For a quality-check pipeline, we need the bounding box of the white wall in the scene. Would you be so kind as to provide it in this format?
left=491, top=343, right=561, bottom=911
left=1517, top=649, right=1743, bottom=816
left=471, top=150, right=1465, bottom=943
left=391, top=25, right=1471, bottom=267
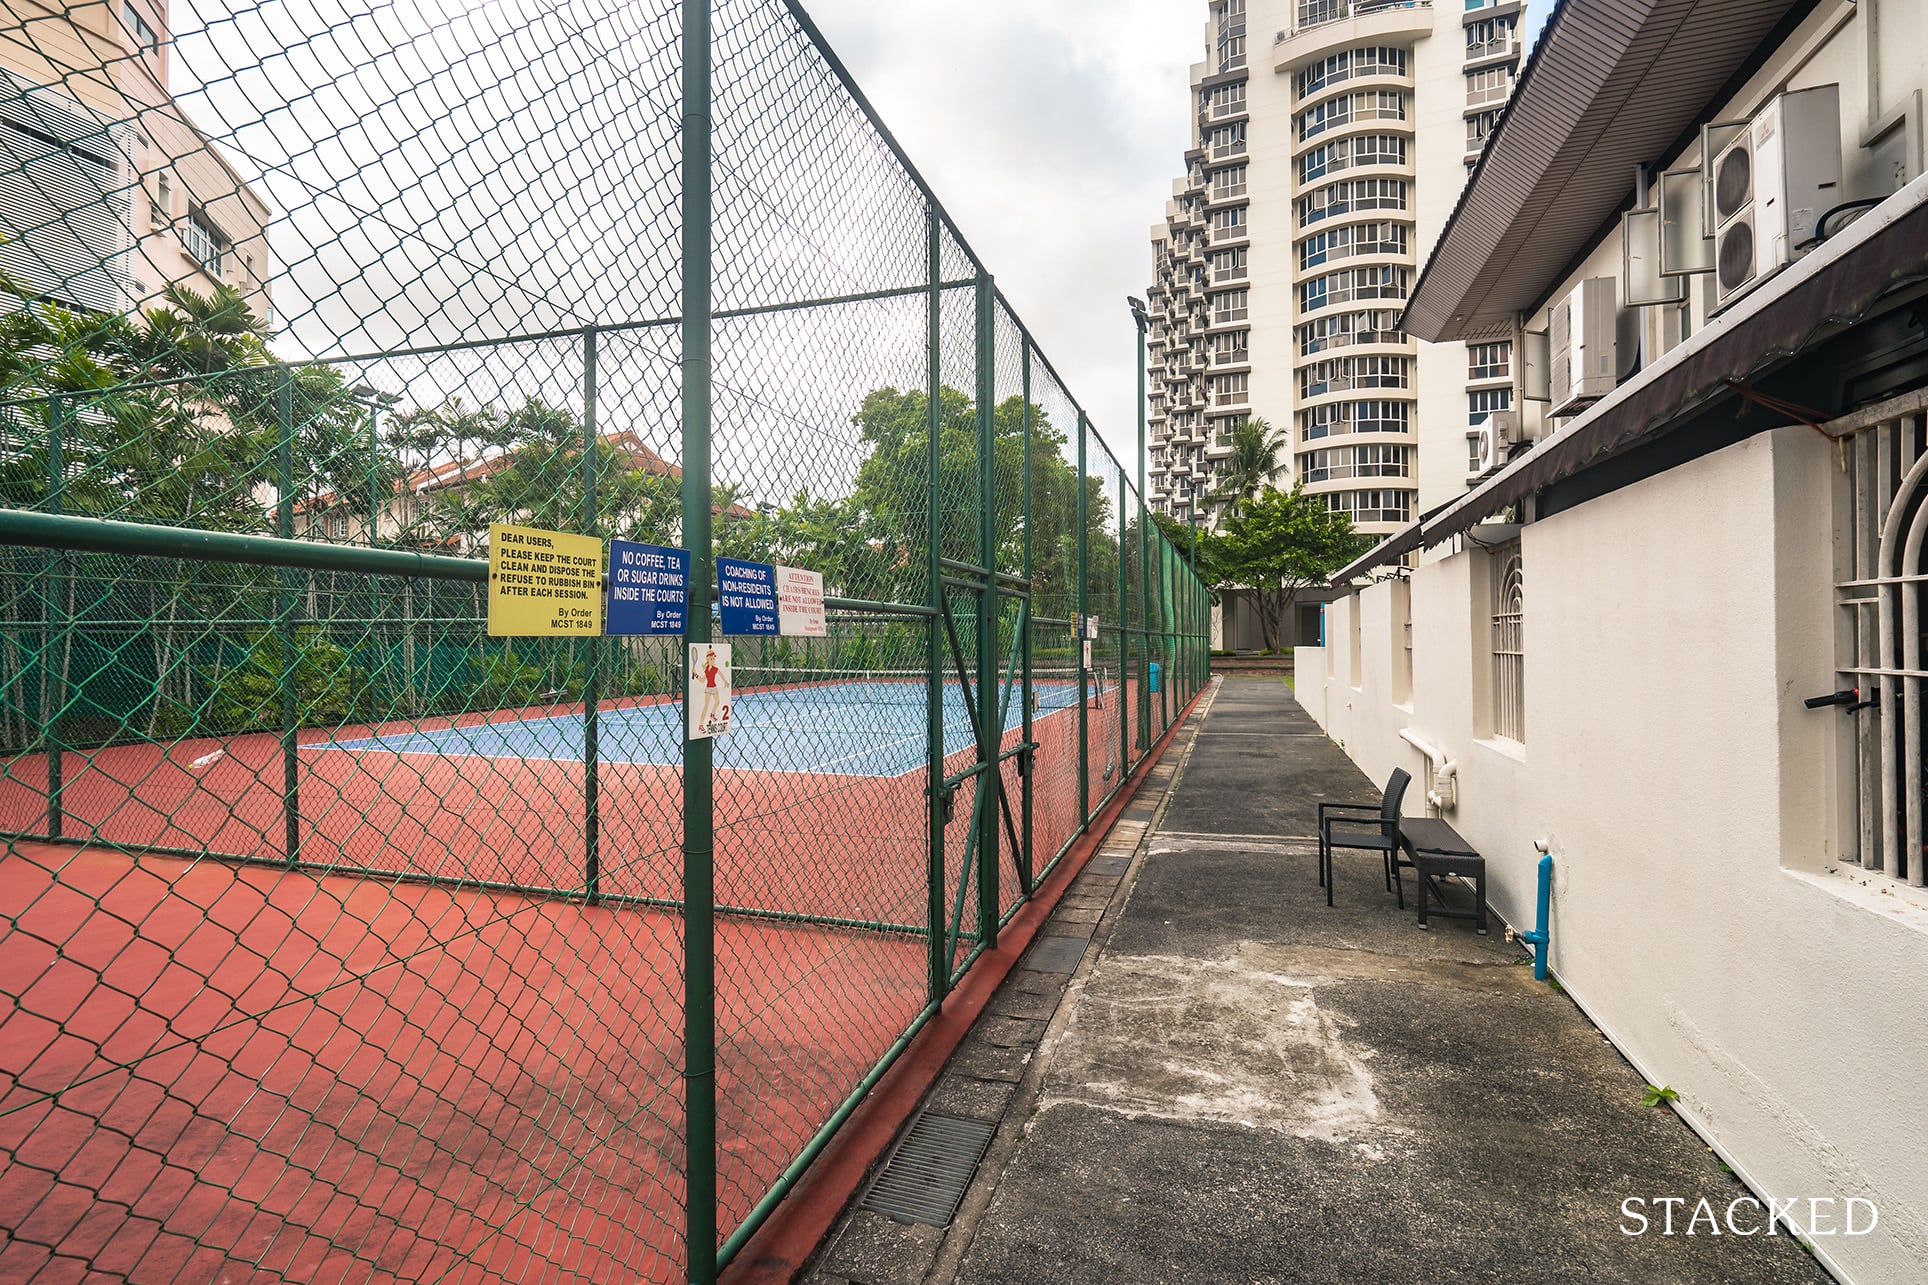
left=1301, top=427, right=1928, bottom=1282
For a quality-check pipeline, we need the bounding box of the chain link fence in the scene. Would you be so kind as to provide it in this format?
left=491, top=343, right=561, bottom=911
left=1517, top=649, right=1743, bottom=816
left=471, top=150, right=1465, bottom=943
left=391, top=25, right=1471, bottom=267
left=0, top=1, right=1210, bottom=1279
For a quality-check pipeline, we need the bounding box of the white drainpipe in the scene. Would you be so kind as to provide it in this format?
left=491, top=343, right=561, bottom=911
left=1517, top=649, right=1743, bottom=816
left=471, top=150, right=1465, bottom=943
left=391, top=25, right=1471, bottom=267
left=1398, top=729, right=1458, bottom=811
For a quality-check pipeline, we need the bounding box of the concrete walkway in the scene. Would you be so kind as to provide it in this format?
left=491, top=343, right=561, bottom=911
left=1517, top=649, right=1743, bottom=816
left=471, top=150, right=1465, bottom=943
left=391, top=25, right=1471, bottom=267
left=809, top=677, right=1828, bottom=1284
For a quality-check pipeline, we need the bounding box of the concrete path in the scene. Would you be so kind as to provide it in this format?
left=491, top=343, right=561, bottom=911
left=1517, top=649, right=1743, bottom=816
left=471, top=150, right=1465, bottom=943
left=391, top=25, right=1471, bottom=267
left=809, top=677, right=1828, bottom=1285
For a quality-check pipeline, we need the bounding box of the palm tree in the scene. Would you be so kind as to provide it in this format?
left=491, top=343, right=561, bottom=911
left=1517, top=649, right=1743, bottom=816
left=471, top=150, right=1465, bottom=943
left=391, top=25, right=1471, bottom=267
left=1210, top=415, right=1288, bottom=518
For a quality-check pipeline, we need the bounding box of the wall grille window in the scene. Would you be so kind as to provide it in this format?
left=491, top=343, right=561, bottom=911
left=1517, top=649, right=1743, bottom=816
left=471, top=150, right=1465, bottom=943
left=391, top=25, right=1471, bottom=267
left=1468, top=341, right=1511, bottom=380
left=1210, top=246, right=1248, bottom=283
left=1211, top=163, right=1247, bottom=198
left=1296, top=91, right=1406, bottom=143
left=183, top=208, right=226, bottom=276
left=1468, top=386, right=1513, bottom=424
left=1833, top=410, right=1928, bottom=886
left=1210, top=205, right=1247, bottom=237
left=1212, top=330, right=1248, bottom=363
left=1490, top=542, right=1524, bottom=742
left=1298, top=220, right=1407, bottom=270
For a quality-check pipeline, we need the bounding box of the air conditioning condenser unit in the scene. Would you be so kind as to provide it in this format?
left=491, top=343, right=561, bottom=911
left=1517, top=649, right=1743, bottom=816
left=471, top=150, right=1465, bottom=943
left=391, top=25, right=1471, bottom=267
left=1548, top=278, right=1616, bottom=417
left=1709, top=85, right=1841, bottom=310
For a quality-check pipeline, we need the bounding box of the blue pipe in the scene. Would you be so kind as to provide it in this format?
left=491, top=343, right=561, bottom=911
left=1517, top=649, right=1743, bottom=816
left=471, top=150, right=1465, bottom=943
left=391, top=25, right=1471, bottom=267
left=1519, top=849, right=1552, bottom=981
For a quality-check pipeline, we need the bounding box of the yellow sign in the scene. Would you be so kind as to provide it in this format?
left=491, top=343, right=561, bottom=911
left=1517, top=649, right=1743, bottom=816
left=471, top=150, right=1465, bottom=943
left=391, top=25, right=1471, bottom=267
left=487, top=523, right=604, bottom=636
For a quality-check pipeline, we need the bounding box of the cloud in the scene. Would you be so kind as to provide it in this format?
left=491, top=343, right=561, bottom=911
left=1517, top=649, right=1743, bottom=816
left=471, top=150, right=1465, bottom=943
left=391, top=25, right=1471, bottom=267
left=800, top=0, right=1198, bottom=472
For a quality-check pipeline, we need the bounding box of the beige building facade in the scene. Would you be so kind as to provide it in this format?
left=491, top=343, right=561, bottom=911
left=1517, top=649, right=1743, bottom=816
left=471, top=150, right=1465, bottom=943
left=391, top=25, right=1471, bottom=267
left=2, top=0, right=270, bottom=317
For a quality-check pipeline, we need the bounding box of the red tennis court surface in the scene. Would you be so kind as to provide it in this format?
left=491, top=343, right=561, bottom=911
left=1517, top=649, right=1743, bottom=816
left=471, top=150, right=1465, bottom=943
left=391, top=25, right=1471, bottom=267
left=0, top=681, right=1149, bottom=1280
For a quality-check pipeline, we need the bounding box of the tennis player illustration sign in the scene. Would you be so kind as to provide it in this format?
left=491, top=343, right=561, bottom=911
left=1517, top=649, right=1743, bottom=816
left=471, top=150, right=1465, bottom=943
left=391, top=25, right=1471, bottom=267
left=689, top=642, right=733, bottom=739
left=487, top=522, right=604, bottom=636
left=776, top=564, right=826, bottom=637
left=606, top=539, right=690, bottom=635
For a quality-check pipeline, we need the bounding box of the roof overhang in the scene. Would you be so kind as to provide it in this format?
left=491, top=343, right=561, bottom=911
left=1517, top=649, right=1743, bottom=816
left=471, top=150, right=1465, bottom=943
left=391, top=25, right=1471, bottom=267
left=1402, top=0, right=1815, bottom=343
left=1336, top=173, right=1928, bottom=586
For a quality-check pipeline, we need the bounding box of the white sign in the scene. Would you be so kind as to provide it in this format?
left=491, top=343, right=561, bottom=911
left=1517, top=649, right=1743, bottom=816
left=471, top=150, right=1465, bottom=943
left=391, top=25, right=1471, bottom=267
left=689, top=642, right=733, bottom=739
left=1082, top=639, right=1093, bottom=669
left=1083, top=614, right=1101, bottom=641
left=776, top=564, right=827, bottom=637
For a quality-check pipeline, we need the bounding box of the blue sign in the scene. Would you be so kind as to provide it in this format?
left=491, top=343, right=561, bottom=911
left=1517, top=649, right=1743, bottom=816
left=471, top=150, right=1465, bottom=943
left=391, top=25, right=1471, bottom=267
left=605, top=540, right=690, bottom=635
left=716, top=557, right=779, bottom=635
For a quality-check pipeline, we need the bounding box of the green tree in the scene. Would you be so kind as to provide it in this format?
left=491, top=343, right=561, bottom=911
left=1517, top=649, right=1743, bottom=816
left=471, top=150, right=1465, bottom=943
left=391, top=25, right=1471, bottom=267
left=1210, top=415, right=1289, bottom=518
left=1198, top=484, right=1370, bottom=652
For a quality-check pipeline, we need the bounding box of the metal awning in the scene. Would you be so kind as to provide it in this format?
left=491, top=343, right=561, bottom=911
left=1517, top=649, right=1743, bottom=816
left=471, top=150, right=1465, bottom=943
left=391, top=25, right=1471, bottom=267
left=1334, top=174, right=1928, bottom=586
left=1402, top=0, right=1810, bottom=343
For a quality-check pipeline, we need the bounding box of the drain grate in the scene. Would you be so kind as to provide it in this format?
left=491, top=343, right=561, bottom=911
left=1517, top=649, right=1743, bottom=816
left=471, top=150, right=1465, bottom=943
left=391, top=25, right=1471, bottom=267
left=861, top=1112, right=997, bottom=1226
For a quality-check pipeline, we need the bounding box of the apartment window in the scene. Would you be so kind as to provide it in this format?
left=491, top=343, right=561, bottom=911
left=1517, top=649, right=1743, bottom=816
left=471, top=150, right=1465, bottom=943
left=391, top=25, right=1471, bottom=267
left=1216, top=0, right=1247, bottom=71
left=1298, top=355, right=1410, bottom=398
left=1297, top=443, right=1410, bottom=483
left=1490, top=542, right=1524, bottom=742
left=1295, top=47, right=1408, bottom=100
left=1466, top=65, right=1515, bottom=108
left=1210, top=246, right=1248, bottom=283
left=1326, top=488, right=1412, bottom=524
left=1209, top=121, right=1247, bottom=159
left=1298, top=221, right=1408, bottom=270
left=1296, top=91, right=1406, bottom=143
left=1211, top=288, right=1249, bottom=323
left=1299, top=265, right=1409, bottom=313
left=1296, top=133, right=1407, bottom=184
left=1299, top=399, right=1409, bottom=441
left=1467, top=108, right=1503, bottom=150
left=1205, top=82, right=1247, bottom=118
left=1211, top=372, right=1249, bottom=407
left=1210, top=205, right=1247, bottom=237
left=122, top=1, right=158, bottom=50
left=1211, top=164, right=1248, bottom=198
left=1468, top=341, right=1511, bottom=380
left=183, top=209, right=226, bottom=276
left=1297, top=309, right=1405, bottom=356
left=1298, top=0, right=1348, bottom=30
left=1212, top=330, right=1248, bottom=363
left=1465, top=16, right=1515, bottom=59
left=1467, top=386, right=1513, bottom=424
left=1299, top=178, right=1407, bottom=227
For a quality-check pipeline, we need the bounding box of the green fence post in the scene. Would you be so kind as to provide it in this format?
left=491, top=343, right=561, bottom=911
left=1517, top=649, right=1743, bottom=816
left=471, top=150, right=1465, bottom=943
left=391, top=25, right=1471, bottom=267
left=583, top=328, right=602, bottom=905
left=974, top=274, right=998, bottom=950
left=925, top=208, right=947, bottom=1004
left=682, top=1, right=718, bottom=1278
left=44, top=392, right=64, bottom=841
left=1075, top=413, right=1088, bottom=833
left=1018, top=341, right=1033, bottom=894
left=277, top=371, right=299, bottom=865
left=1117, top=469, right=1129, bottom=779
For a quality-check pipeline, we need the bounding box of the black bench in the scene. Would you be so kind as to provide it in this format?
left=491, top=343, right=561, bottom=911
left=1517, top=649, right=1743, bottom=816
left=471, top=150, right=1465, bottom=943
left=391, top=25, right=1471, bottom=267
left=1396, top=817, right=1488, bottom=935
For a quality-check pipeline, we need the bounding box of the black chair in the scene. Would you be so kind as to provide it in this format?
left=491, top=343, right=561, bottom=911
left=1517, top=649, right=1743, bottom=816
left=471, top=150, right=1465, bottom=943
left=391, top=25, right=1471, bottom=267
left=1316, top=768, right=1411, bottom=907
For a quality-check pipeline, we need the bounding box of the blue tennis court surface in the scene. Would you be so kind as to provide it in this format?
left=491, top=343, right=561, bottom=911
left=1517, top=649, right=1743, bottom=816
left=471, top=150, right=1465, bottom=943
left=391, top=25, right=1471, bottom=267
left=330, top=676, right=1105, bottom=777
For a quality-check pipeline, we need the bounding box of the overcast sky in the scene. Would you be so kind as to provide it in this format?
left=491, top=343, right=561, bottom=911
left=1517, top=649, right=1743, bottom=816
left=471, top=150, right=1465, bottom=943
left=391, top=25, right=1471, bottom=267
left=801, top=0, right=1553, bottom=470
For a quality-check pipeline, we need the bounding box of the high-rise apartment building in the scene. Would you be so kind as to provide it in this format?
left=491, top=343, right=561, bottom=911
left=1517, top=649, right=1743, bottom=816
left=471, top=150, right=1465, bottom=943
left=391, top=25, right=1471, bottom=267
left=1147, top=0, right=1526, bottom=540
